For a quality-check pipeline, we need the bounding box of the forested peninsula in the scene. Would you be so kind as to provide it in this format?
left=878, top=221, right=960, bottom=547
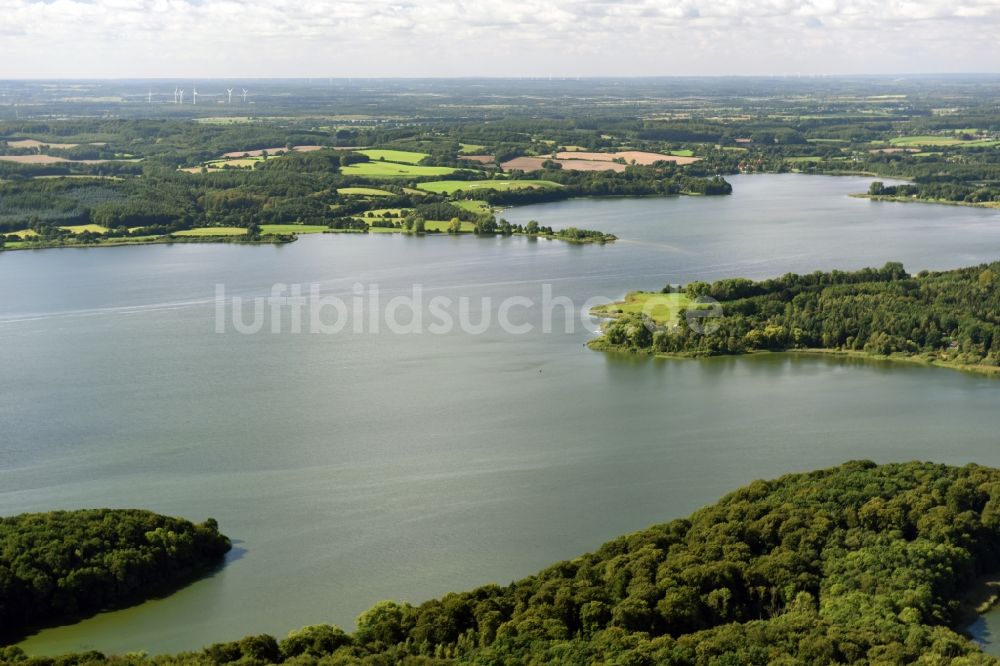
left=0, top=510, right=231, bottom=642
left=4, top=462, right=1000, bottom=664
left=591, top=261, right=1000, bottom=374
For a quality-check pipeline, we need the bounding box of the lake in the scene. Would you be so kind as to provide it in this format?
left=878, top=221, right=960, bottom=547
left=4, top=174, right=1000, bottom=656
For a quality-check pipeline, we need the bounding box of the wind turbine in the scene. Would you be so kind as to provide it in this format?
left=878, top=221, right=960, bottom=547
left=241, top=88, right=248, bottom=103
left=179, top=89, right=185, bottom=104
left=173, top=87, right=179, bottom=104
left=147, top=89, right=152, bottom=103
left=226, top=88, right=233, bottom=104
left=192, top=87, right=198, bottom=105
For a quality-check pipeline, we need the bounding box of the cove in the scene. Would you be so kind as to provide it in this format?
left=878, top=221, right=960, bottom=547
left=3, top=175, right=1000, bottom=656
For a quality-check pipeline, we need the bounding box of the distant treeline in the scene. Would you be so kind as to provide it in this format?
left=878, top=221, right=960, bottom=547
left=868, top=180, right=1000, bottom=205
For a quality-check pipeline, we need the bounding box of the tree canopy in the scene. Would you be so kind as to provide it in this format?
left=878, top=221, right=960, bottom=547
left=0, top=509, right=230, bottom=641
left=7, top=462, right=1000, bottom=664
left=595, top=261, right=1000, bottom=370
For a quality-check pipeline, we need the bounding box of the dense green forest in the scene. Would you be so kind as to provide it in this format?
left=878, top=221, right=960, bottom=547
left=0, top=510, right=230, bottom=641
left=594, top=261, right=1000, bottom=370
left=5, top=461, right=1000, bottom=664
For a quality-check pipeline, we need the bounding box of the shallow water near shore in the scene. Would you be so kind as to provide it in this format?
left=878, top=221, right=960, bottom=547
left=5, top=174, right=1000, bottom=656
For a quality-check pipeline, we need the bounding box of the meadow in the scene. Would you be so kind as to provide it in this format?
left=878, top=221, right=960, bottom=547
left=60, top=224, right=110, bottom=234
left=336, top=187, right=394, bottom=197
left=590, top=291, right=694, bottom=325
left=172, top=227, right=247, bottom=237
left=415, top=179, right=561, bottom=194
left=452, top=200, right=492, bottom=215
left=889, top=135, right=1000, bottom=147
left=356, top=149, right=429, bottom=164
left=340, top=161, right=457, bottom=178
left=259, top=224, right=328, bottom=234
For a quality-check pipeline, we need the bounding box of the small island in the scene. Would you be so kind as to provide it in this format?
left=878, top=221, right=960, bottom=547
left=0, top=509, right=231, bottom=642
left=591, top=261, right=1000, bottom=375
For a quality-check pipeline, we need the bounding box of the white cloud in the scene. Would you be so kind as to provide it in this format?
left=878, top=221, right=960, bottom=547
left=0, top=0, right=997, bottom=76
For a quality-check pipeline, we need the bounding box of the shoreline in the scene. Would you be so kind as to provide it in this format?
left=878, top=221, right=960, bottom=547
left=588, top=339, right=1000, bottom=379
left=0, top=234, right=297, bottom=253
left=959, top=573, right=1000, bottom=634
left=850, top=193, right=1000, bottom=209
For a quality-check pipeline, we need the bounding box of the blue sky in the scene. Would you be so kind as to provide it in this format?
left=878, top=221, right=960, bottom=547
left=1, top=0, right=998, bottom=77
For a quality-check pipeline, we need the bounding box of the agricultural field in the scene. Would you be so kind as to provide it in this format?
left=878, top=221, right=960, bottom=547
left=172, top=227, right=247, bottom=237
left=889, top=135, right=999, bottom=147
left=501, top=150, right=699, bottom=173
left=458, top=155, right=495, bottom=164
left=60, top=224, right=110, bottom=234
left=457, top=143, right=486, bottom=154
left=336, top=187, right=394, bottom=197
left=8, top=229, right=39, bottom=238
left=356, top=149, right=429, bottom=164
left=203, top=157, right=263, bottom=170
left=259, top=224, right=328, bottom=234
left=220, top=145, right=323, bottom=158
left=3, top=138, right=108, bottom=150
left=0, top=155, right=112, bottom=165
left=424, top=220, right=476, bottom=232
left=554, top=150, right=699, bottom=165
left=415, top=179, right=562, bottom=195
left=355, top=208, right=408, bottom=219
left=340, top=161, right=458, bottom=178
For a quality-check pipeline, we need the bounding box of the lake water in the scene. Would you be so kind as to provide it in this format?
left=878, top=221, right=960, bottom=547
left=4, top=174, right=1000, bottom=656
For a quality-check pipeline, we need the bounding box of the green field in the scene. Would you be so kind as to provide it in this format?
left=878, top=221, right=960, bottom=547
left=172, top=224, right=324, bottom=236
left=336, top=187, right=394, bottom=197
left=890, top=135, right=964, bottom=147
left=341, top=162, right=458, bottom=179
left=424, top=220, right=476, bottom=232
left=363, top=219, right=476, bottom=233
left=356, top=149, right=430, bottom=164
left=785, top=156, right=823, bottom=163
left=206, top=157, right=262, bottom=168
left=887, top=135, right=999, bottom=148
left=458, top=143, right=486, bottom=154
left=172, top=227, right=247, bottom=237
left=452, top=200, right=492, bottom=215
left=416, top=179, right=561, bottom=195
left=8, top=229, right=39, bottom=238
left=669, top=149, right=695, bottom=157
left=591, top=292, right=694, bottom=325
left=60, top=224, right=110, bottom=234
left=260, top=224, right=328, bottom=234
left=356, top=208, right=409, bottom=219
